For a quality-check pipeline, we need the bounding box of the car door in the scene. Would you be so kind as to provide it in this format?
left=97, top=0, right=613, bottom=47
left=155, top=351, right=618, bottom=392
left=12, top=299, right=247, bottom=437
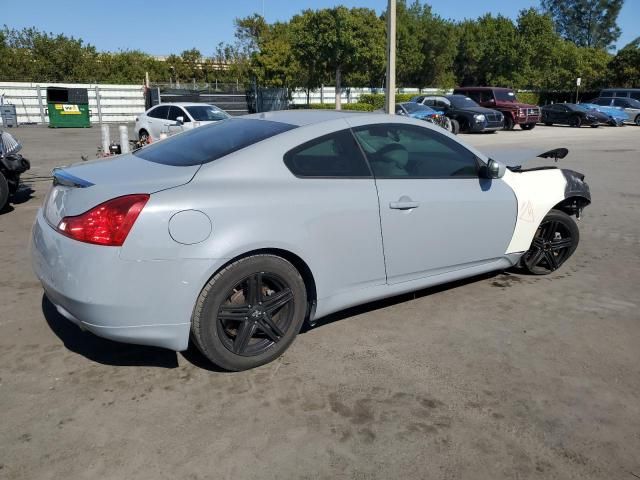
left=350, top=121, right=517, bottom=284
left=614, top=98, right=640, bottom=120
left=167, top=106, right=189, bottom=135
left=146, top=105, right=169, bottom=139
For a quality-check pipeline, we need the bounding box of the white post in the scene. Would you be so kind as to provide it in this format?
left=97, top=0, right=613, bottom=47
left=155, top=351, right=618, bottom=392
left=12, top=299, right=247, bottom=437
left=119, top=125, right=129, bottom=154
left=385, top=0, right=396, bottom=114
left=100, top=124, right=110, bottom=155
left=95, top=85, right=103, bottom=124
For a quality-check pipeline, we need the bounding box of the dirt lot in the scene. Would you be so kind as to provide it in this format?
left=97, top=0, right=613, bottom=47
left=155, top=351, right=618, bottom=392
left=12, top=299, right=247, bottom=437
left=1, top=124, right=639, bottom=480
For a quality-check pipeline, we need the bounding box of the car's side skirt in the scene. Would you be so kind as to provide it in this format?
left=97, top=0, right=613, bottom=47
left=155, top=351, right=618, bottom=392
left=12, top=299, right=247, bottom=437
left=312, top=254, right=520, bottom=321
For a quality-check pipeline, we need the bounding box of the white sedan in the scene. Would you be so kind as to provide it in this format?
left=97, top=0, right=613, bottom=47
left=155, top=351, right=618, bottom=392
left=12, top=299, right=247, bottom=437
left=134, top=102, right=230, bottom=141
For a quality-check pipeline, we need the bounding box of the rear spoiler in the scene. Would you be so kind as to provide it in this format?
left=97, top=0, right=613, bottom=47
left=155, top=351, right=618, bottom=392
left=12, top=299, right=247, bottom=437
left=52, top=168, right=94, bottom=188
left=482, top=147, right=569, bottom=168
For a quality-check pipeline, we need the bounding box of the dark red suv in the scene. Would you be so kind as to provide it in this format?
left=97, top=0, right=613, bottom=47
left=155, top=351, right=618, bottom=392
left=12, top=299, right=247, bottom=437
left=453, top=87, right=540, bottom=130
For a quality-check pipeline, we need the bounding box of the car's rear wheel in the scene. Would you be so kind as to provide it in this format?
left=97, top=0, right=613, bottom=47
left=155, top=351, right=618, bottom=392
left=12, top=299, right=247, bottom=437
left=139, top=129, right=150, bottom=143
left=522, top=209, right=579, bottom=275
left=0, top=172, right=9, bottom=212
left=570, top=115, right=582, bottom=127
left=503, top=115, right=514, bottom=130
left=191, top=254, right=307, bottom=371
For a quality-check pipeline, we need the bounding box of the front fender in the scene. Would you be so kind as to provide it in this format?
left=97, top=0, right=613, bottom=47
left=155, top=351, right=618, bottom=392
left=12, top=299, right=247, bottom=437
left=501, top=168, right=588, bottom=253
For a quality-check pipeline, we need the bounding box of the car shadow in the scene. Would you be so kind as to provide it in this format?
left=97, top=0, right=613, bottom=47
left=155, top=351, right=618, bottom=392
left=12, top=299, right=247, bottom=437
left=301, top=270, right=510, bottom=333
left=42, top=295, right=179, bottom=368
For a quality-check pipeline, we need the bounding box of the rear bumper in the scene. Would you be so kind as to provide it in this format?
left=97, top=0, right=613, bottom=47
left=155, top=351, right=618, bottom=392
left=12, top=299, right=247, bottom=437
left=31, top=209, right=217, bottom=351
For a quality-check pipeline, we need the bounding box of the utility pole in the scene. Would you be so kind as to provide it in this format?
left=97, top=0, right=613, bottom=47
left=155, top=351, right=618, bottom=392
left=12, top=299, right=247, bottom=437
left=385, top=0, right=396, bottom=114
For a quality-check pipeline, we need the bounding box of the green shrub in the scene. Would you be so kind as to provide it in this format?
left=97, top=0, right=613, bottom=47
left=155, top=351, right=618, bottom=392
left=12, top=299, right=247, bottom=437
left=516, top=91, right=540, bottom=106
left=358, top=93, right=385, bottom=109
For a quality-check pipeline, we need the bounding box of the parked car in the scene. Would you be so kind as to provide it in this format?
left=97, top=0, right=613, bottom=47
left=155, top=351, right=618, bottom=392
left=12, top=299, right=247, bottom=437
left=394, top=102, right=451, bottom=131
left=135, top=102, right=230, bottom=141
left=453, top=87, right=540, bottom=130
left=0, top=130, right=30, bottom=211
left=412, top=94, right=503, bottom=134
left=541, top=103, right=604, bottom=127
left=599, top=88, right=640, bottom=101
left=31, top=111, right=590, bottom=371
left=579, top=103, right=628, bottom=126
left=590, top=97, right=640, bottom=126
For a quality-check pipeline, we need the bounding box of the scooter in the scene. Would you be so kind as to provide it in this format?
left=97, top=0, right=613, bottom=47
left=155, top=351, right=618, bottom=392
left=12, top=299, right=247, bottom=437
left=0, top=130, right=30, bottom=211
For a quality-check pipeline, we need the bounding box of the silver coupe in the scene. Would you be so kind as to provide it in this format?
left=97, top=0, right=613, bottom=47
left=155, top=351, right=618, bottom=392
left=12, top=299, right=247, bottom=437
left=31, top=111, right=591, bottom=370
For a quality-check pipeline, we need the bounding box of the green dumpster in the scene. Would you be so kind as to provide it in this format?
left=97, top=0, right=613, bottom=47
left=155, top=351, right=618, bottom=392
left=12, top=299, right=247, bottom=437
left=46, top=87, right=90, bottom=128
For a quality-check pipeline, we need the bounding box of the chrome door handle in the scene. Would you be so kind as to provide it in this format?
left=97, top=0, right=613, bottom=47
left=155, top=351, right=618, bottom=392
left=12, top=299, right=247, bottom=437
left=389, top=200, right=419, bottom=210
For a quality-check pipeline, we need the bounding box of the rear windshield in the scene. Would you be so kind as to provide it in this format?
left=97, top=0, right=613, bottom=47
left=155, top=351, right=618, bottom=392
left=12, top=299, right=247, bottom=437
left=134, top=118, right=296, bottom=166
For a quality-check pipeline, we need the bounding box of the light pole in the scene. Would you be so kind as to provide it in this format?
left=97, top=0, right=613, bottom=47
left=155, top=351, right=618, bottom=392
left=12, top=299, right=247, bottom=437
left=385, top=0, right=396, bottom=114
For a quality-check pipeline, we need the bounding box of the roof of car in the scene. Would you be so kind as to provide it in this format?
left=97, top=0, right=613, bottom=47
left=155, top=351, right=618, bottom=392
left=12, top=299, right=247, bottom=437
left=244, top=109, right=371, bottom=127
left=154, top=102, right=220, bottom=108
left=454, top=86, right=512, bottom=91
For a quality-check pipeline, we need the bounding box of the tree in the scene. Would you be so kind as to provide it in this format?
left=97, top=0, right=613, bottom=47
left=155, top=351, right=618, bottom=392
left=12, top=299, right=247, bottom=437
left=289, top=7, right=384, bottom=109
left=541, top=0, right=624, bottom=50
left=608, top=37, right=640, bottom=87
left=394, top=0, right=458, bottom=88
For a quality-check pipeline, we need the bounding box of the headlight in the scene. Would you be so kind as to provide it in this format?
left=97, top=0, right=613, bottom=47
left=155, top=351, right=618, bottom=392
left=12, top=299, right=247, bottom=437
left=474, top=114, right=486, bottom=122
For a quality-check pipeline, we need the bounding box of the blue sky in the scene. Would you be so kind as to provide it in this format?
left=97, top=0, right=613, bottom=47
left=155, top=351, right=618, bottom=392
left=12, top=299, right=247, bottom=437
left=4, top=0, right=639, bottom=55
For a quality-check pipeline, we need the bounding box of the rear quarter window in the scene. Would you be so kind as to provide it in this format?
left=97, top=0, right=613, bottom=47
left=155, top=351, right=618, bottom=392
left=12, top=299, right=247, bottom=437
left=134, top=118, right=296, bottom=166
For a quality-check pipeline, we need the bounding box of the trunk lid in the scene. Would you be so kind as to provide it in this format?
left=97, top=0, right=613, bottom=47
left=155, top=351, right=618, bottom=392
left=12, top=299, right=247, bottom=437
left=43, top=154, right=199, bottom=227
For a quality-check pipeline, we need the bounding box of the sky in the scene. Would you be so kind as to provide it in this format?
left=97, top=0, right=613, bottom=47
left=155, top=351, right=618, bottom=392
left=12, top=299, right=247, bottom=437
left=4, top=0, right=639, bottom=55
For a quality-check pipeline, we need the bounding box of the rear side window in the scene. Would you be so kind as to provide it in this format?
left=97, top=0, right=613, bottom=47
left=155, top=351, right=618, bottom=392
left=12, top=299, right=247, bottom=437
left=148, top=105, right=169, bottom=119
left=134, top=118, right=296, bottom=166
left=284, top=129, right=371, bottom=178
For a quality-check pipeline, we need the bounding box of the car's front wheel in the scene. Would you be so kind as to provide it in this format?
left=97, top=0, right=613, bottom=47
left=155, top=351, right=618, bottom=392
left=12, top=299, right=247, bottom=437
left=522, top=209, right=579, bottom=275
left=450, top=118, right=460, bottom=135
left=191, top=254, right=307, bottom=371
left=0, top=172, right=9, bottom=212
left=520, top=123, right=536, bottom=130
left=503, top=115, right=515, bottom=130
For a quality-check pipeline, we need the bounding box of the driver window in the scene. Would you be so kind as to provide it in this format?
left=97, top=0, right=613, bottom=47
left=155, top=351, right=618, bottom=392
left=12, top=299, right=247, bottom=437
left=167, top=106, right=188, bottom=122
left=353, top=124, right=478, bottom=179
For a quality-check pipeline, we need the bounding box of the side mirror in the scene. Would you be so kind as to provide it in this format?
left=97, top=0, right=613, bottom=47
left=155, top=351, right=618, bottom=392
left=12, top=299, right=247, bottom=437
left=176, top=116, right=184, bottom=125
left=485, top=158, right=505, bottom=179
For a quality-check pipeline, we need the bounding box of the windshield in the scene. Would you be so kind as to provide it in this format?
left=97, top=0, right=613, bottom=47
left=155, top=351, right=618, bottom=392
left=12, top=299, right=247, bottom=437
left=185, top=105, right=229, bottom=121
left=402, top=103, right=431, bottom=114
left=449, top=96, right=479, bottom=108
left=134, top=118, right=296, bottom=166
left=495, top=90, right=517, bottom=102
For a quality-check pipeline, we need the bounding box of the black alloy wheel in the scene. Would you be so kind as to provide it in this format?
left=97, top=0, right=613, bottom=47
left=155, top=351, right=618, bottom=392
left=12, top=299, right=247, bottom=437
left=216, top=272, right=294, bottom=356
left=191, top=254, right=307, bottom=371
left=522, top=209, right=579, bottom=275
left=570, top=115, right=582, bottom=127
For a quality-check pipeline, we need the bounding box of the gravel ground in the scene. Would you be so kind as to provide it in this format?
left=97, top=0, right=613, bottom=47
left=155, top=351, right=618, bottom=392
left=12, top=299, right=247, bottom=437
left=0, top=123, right=639, bottom=480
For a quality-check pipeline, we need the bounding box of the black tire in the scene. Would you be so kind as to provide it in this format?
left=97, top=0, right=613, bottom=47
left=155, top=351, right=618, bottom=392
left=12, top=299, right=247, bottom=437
left=139, top=129, right=150, bottom=142
left=191, top=254, right=307, bottom=371
left=635, top=115, right=640, bottom=126
left=522, top=209, right=579, bottom=275
left=590, top=124, right=599, bottom=128
left=503, top=115, right=515, bottom=130
left=544, top=122, right=553, bottom=126
left=570, top=115, right=582, bottom=127
left=0, top=172, right=9, bottom=212
left=520, top=123, right=536, bottom=130
left=450, top=118, right=460, bottom=135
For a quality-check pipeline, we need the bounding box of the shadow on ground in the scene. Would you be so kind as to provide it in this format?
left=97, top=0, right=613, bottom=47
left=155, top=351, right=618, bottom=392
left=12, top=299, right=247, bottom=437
left=42, top=295, right=179, bottom=368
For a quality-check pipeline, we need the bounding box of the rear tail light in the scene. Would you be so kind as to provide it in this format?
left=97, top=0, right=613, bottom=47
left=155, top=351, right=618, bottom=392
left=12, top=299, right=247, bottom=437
left=57, top=194, right=149, bottom=246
